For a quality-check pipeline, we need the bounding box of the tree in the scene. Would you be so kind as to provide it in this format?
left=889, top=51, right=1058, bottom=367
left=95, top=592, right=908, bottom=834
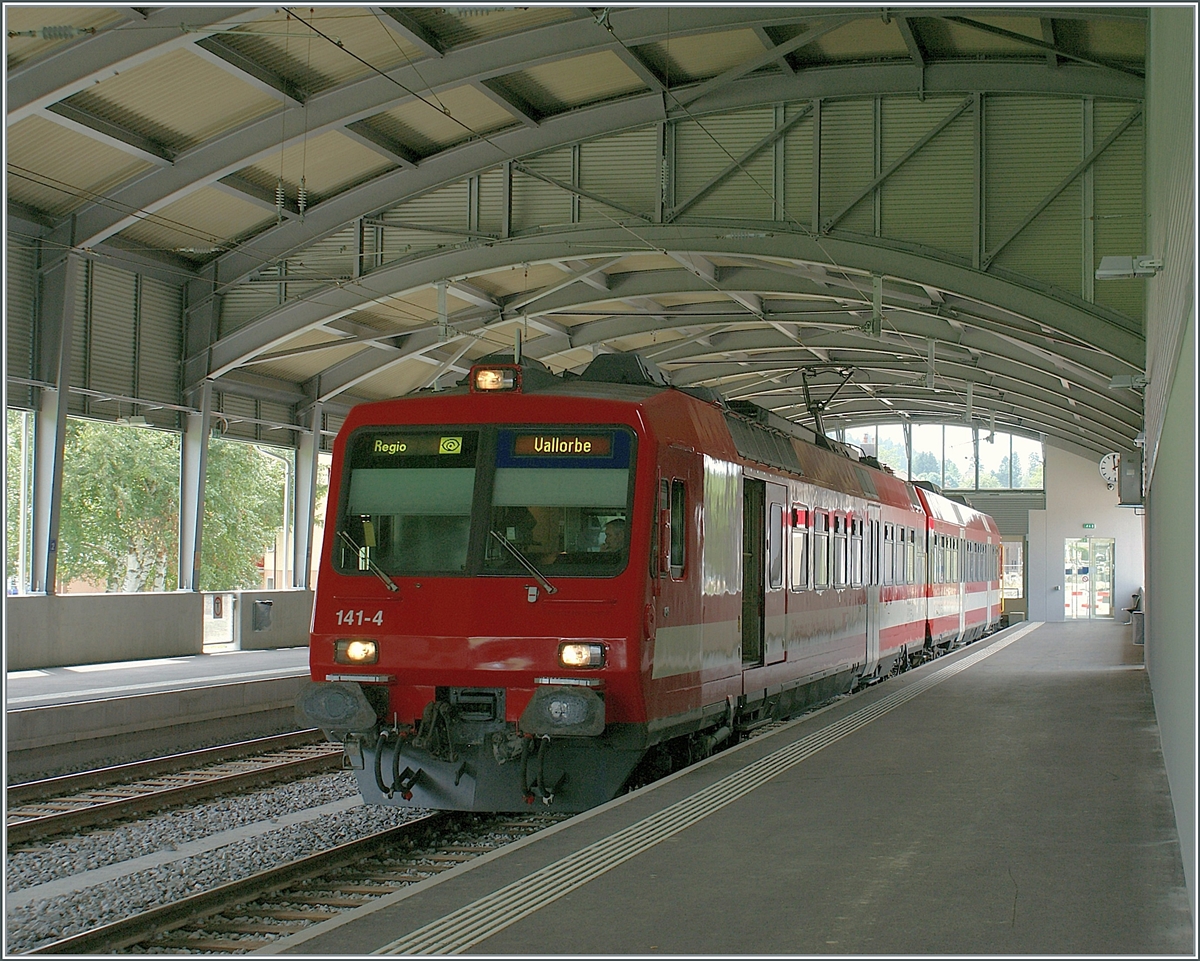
left=57, top=420, right=181, bottom=591
left=911, top=449, right=942, bottom=485
left=1025, top=450, right=1044, bottom=489
left=53, top=420, right=288, bottom=593
left=199, top=438, right=287, bottom=591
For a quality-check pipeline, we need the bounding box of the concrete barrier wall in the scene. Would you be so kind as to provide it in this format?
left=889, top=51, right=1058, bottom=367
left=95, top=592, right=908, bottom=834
left=6, top=592, right=204, bottom=670
left=236, top=590, right=313, bottom=651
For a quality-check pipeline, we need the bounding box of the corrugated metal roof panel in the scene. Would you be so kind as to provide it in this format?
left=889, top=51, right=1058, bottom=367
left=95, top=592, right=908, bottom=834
left=1091, top=103, right=1145, bottom=326
left=118, top=186, right=274, bottom=258
left=68, top=260, right=90, bottom=415
left=799, top=18, right=909, bottom=63
left=138, top=276, right=182, bottom=422
left=986, top=97, right=1083, bottom=296
left=879, top=96, right=975, bottom=261
left=285, top=225, right=357, bottom=279
left=495, top=50, right=646, bottom=116
left=819, top=99, right=874, bottom=236
left=217, top=393, right=259, bottom=441
left=87, top=263, right=138, bottom=418
left=579, top=126, right=659, bottom=222
left=61, top=49, right=279, bottom=153
left=5, top=6, right=127, bottom=69
left=217, top=8, right=425, bottom=95
left=469, top=263, right=564, bottom=299
left=236, top=130, right=398, bottom=205
left=366, top=85, right=516, bottom=157
left=512, top=148, right=573, bottom=231
left=7, top=116, right=153, bottom=218
left=782, top=102, right=814, bottom=229
left=635, top=29, right=767, bottom=84
left=675, top=107, right=775, bottom=221
left=221, top=284, right=280, bottom=339
left=6, top=235, right=37, bottom=399
left=397, top=7, right=577, bottom=50
left=477, top=165, right=507, bottom=236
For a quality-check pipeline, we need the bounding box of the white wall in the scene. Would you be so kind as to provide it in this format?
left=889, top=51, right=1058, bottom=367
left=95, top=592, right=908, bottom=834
left=1027, top=444, right=1145, bottom=623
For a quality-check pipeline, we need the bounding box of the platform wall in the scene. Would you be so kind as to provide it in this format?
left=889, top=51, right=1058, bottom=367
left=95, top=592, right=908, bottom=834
left=236, top=590, right=314, bottom=651
left=6, top=592, right=204, bottom=670
left=1026, top=444, right=1144, bottom=624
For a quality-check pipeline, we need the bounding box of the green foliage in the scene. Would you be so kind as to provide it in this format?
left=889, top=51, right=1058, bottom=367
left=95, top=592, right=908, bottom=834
left=57, top=420, right=181, bottom=591
left=199, top=438, right=287, bottom=591
left=47, top=420, right=287, bottom=593
left=6, top=411, right=31, bottom=589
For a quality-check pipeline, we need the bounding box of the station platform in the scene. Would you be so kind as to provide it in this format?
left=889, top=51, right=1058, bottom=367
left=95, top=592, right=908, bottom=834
left=6, top=647, right=309, bottom=780
left=264, top=621, right=1192, bottom=956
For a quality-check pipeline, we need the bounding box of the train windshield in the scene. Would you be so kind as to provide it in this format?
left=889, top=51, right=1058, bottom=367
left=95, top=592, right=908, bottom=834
left=334, top=425, right=635, bottom=579
left=484, top=429, right=633, bottom=576
left=337, top=431, right=479, bottom=574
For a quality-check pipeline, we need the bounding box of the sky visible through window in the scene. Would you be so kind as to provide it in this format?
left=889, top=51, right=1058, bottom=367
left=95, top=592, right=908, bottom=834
left=835, top=423, right=1043, bottom=491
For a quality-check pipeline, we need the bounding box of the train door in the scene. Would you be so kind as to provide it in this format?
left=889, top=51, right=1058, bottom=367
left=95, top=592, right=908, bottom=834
left=652, top=449, right=696, bottom=669
left=957, top=528, right=966, bottom=643
left=864, top=507, right=880, bottom=672
left=741, top=478, right=765, bottom=666
left=764, top=482, right=787, bottom=665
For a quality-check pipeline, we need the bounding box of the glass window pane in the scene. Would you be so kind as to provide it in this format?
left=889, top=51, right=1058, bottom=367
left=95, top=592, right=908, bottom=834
left=1012, top=434, right=1043, bottom=489
left=910, top=424, right=943, bottom=486
left=876, top=424, right=908, bottom=478
left=847, top=426, right=877, bottom=459
left=943, top=425, right=976, bottom=490
left=670, top=479, right=686, bottom=571
left=768, top=502, right=784, bottom=589
left=978, top=431, right=1011, bottom=488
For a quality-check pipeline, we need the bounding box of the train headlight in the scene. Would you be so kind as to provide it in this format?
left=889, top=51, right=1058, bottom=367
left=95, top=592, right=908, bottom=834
left=335, top=639, right=379, bottom=664
left=472, top=367, right=517, bottom=391
left=559, top=642, right=605, bottom=668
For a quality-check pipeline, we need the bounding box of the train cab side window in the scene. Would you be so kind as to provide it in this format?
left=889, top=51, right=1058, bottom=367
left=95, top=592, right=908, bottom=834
left=813, top=511, right=830, bottom=588
left=791, top=505, right=809, bottom=590
left=768, top=502, right=784, bottom=589
left=669, top=479, right=686, bottom=576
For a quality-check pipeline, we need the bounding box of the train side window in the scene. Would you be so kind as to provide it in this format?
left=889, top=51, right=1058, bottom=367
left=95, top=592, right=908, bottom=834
left=813, top=511, right=830, bottom=588
left=768, top=502, right=784, bottom=589
left=882, top=523, right=894, bottom=585
left=670, top=479, right=686, bottom=576
left=851, top=518, right=864, bottom=587
left=833, top=514, right=848, bottom=588
left=791, top=505, right=809, bottom=590
left=654, top=479, right=670, bottom=576
left=906, top=528, right=916, bottom=584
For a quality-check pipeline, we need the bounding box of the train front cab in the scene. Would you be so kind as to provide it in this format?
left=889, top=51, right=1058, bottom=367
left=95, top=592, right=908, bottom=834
left=298, top=379, right=670, bottom=814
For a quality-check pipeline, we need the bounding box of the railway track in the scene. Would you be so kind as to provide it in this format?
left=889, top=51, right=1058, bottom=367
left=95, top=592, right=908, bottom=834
left=7, top=731, right=344, bottom=847
left=29, top=811, right=566, bottom=954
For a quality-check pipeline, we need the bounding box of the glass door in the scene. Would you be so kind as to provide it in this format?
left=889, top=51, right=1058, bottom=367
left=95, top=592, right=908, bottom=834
left=1064, top=537, right=1115, bottom=619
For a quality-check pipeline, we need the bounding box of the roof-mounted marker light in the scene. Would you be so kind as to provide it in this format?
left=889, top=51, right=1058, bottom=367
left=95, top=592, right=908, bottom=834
left=472, top=366, right=519, bottom=392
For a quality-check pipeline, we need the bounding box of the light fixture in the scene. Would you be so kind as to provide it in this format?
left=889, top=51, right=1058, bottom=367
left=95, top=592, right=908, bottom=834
left=1108, top=374, right=1149, bottom=389
left=1095, top=256, right=1163, bottom=280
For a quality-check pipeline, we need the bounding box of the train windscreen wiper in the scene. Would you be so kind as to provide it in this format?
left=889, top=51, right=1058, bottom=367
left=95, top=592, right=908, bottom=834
left=489, top=529, right=558, bottom=595
left=338, top=530, right=400, bottom=593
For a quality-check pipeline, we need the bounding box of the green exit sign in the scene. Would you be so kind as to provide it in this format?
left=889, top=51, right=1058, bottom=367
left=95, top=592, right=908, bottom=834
left=1082, top=523, right=1096, bottom=529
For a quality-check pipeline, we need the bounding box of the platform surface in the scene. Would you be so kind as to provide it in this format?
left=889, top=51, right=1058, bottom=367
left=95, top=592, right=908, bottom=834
left=5, top=647, right=309, bottom=709
left=266, top=620, right=1192, bottom=956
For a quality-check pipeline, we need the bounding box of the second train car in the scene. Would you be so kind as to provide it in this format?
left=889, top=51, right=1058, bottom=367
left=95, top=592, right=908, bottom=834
left=297, top=351, right=1001, bottom=812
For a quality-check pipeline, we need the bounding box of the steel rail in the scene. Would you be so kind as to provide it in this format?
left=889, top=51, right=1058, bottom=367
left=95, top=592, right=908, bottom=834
left=8, top=736, right=343, bottom=846
left=28, top=814, right=448, bottom=955
left=7, top=729, right=326, bottom=804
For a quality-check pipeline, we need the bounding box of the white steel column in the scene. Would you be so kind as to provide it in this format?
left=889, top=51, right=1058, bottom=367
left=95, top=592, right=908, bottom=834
left=178, top=380, right=213, bottom=591
left=30, top=252, right=82, bottom=594
left=292, top=403, right=323, bottom=589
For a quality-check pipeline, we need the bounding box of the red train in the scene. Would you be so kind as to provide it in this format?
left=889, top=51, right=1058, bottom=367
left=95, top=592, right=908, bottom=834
left=297, top=351, right=1001, bottom=812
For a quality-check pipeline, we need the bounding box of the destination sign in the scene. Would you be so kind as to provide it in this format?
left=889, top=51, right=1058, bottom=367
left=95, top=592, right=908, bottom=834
left=513, top=433, right=612, bottom=456
left=369, top=435, right=463, bottom=456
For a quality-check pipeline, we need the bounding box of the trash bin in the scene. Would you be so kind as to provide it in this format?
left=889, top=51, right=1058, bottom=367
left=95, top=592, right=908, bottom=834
left=1130, top=609, right=1144, bottom=646
left=252, top=599, right=274, bottom=632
